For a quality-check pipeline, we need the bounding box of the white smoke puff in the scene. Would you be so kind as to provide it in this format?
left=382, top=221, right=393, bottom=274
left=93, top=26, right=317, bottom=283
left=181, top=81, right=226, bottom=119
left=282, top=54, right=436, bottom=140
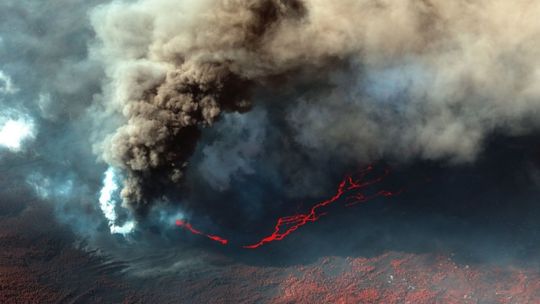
left=99, top=167, right=136, bottom=235
left=0, top=73, right=35, bottom=153
left=0, top=115, right=35, bottom=152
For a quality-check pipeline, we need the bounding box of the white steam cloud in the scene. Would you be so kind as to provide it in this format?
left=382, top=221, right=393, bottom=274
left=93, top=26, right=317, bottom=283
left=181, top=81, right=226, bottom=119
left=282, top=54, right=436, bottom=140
left=99, top=167, right=136, bottom=235
left=0, top=72, right=34, bottom=152
left=0, top=116, right=35, bottom=152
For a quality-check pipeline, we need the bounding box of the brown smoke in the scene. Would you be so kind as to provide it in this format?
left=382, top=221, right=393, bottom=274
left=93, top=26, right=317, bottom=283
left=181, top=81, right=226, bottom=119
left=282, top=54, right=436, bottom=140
left=92, top=0, right=310, bottom=212
left=91, top=0, right=540, bottom=213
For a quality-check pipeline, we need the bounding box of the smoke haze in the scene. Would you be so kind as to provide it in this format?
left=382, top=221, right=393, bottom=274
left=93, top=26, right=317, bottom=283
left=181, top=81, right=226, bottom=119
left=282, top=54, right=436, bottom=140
left=2, top=0, right=540, bottom=257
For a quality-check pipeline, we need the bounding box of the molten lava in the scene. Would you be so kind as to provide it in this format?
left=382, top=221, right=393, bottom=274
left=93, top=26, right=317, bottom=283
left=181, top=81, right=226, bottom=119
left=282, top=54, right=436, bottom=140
left=176, top=165, right=400, bottom=249
left=175, top=220, right=229, bottom=245
left=243, top=166, right=400, bottom=249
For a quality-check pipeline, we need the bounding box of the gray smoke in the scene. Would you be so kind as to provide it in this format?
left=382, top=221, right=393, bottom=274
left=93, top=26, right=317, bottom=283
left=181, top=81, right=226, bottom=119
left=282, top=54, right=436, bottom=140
left=4, top=0, right=540, bottom=236
left=0, top=0, right=110, bottom=236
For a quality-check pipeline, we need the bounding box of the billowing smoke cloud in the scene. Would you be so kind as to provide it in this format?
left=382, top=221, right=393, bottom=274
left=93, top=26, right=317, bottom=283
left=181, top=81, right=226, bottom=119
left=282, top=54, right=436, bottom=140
left=3, top=0, right=540, bottom=245
left=90, top=0, right=540, bottom=219
left=90, top=0, right=307, bottom=213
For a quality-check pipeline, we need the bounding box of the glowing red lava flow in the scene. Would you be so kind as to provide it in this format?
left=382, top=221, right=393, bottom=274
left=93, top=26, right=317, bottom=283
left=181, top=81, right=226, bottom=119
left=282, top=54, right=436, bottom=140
left=175, top=220, right=229, bottom=245
left=242, top=165, right=400, bottom=249
left=175, top=165, right=400, bottom=248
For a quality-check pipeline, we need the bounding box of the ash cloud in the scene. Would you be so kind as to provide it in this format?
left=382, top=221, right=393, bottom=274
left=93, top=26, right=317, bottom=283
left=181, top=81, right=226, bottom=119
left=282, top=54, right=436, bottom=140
left=90, top=0, right=540, bottom=217
left=91, top=0, right=309, bottom=212
left=3, top=0, right=540, bottom=248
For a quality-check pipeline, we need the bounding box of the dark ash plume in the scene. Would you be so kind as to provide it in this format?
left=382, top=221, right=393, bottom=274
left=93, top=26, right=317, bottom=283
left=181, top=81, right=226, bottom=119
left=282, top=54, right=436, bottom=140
left=93, top=0, right=308, bottom=213
left=92, top=0, right=540, bottom=218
